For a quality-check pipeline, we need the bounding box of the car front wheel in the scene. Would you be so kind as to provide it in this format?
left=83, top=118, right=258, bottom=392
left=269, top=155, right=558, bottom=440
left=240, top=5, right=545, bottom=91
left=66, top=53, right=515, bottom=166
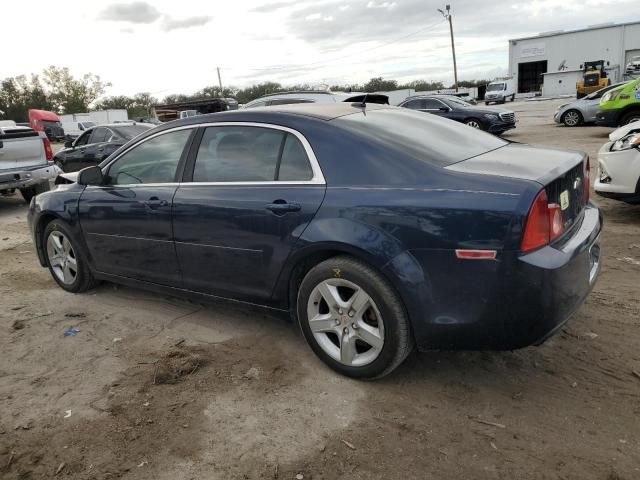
left=43, top=220, right=98, bottom=293
left=562, top=110, right=583, bottom=127
left=297, top=256, right=413, bottom=379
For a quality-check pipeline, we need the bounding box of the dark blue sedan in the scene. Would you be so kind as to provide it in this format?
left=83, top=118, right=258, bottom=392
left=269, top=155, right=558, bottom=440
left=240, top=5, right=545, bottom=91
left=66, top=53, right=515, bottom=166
left=28, top=103, right=602, bottom=378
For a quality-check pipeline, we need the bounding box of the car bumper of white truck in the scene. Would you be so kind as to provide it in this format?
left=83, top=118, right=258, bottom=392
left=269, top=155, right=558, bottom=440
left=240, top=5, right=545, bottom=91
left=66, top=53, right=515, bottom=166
left=0, top=163, right=61, bottom=191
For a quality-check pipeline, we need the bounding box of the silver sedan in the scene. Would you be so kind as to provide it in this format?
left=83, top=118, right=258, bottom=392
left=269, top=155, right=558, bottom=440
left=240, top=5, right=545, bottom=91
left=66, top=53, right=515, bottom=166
left=554, top=82, right=628, bottom=127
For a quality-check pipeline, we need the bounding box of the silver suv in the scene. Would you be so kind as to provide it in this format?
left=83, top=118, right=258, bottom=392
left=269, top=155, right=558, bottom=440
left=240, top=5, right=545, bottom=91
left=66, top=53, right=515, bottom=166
left=242, top=91, right=389, bottom=109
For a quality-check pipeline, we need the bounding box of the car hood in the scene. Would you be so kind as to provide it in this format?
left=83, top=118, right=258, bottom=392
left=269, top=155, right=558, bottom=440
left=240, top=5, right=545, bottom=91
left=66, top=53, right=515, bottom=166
left=446, top=143, right=584, bottom=186
left=609, top=120, right=640, bottom=141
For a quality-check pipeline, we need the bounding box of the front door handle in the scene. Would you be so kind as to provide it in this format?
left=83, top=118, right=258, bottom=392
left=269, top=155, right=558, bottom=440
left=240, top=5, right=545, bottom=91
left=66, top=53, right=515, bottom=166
left=266, top=200, right=301, bottom=215
left=142, top=197, right=169, bottom=209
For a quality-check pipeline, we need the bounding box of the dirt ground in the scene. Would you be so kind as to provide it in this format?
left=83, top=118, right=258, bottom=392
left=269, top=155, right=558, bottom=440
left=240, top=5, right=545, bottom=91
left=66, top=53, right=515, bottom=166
left=1, top=100, right=639, bottom=480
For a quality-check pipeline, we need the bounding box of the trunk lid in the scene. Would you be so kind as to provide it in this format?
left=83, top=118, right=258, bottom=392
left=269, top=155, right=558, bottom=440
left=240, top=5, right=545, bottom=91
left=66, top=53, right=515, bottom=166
left=447, top=143, right=588, bottom=231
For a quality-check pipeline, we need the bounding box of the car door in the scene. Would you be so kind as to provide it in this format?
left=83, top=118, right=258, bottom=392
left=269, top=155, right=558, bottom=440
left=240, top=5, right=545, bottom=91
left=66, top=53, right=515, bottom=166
left=172, top=123, right=326, bottom=302
left=62, top=130, right=92, bottom=172
left=78, top=127, right=195, bottom=286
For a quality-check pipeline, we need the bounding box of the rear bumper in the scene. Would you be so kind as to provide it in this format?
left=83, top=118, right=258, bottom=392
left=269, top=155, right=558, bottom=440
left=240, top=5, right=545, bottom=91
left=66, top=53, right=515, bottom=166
left=0, top=164, right=61, bottom=191
left=385, top=205, right=602, bottom=351
left=595, top=109, right=619, bottom=127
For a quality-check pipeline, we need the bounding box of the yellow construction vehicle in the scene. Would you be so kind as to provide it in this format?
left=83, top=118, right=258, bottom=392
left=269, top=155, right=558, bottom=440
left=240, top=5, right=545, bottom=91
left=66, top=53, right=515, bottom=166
left=576, top=60, right=611, bottom=98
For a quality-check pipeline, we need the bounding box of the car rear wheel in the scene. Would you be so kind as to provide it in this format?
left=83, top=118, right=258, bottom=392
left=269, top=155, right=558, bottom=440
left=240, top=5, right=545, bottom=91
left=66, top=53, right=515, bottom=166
left=562, top=110, right=583, bottom=127
left=465, top=118, right=482, bottom=129
left=19, top=181, right=50, bottom=204
left=297, top=256, right=412, bottom=379
left=44, top=220, right=98, bottom=293
left=621, top=111, right=640, bottom=126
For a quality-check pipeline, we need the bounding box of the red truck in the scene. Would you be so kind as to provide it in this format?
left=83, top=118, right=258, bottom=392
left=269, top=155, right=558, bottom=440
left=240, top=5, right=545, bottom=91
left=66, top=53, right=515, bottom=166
left=28, top=109, right=65, bottom=141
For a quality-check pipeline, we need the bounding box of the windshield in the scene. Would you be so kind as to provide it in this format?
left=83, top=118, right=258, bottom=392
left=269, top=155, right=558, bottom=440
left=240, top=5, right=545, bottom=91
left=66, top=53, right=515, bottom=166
left=487, top=83, right=505, bottom=92
left=111, top=125, right=153, bottom=139
left=81, top=122, right=96, bottom=129
left=334, top=108, right=506, bottom=167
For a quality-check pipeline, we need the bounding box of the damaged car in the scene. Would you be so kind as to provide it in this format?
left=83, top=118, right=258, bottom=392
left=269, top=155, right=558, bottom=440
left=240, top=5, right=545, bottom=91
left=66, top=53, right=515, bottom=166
left=28, top=103, right=601, bottom=379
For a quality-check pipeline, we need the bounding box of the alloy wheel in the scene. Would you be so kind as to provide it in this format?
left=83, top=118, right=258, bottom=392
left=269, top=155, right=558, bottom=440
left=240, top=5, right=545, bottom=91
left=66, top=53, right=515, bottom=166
left=564, top=111, right=581, bottom=127
left=46, top=231, right=78, bottom=285
left=466, top=120, right=481, bottom=129
left=306, top=278, right=385, bottom=367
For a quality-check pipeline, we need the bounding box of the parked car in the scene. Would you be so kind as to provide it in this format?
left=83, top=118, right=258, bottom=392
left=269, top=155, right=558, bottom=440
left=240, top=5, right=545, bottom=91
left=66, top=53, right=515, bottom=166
left=554, top=82, right=629, bottom=127
left=28, top=109, right=65, bottom=141
left=484, top=79, right=516, bottom=104
left=62, top=121, right=96, bottom=140
left=53, top=123, right=154, bottom=172
left=28, top=103, right=601, bottom=379
left=595, top=120, right=640, bottom=203
left=0, top=122, right=59, bottom=202
left=596, top=77, right=640, bottom=127
left=242, top=91, right=389, bottom=109
left=399, top=95, right=516, bottom=134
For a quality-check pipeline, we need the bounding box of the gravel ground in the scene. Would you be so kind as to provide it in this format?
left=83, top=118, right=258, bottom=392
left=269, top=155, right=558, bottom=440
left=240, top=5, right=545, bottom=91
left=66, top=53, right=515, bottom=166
left=1, top=100, right=639, bottom=480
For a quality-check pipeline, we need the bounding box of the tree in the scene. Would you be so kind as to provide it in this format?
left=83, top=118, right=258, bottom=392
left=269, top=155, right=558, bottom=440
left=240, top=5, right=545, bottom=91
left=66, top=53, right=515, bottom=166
left=0, top=74, right=54, bottom=122
left=363, top=77, right=398, bottom=93
left=42, top=66, right=110, bottom=114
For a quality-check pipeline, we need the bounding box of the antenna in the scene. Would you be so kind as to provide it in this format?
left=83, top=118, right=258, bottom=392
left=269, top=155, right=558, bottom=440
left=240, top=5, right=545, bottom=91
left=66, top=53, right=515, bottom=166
left=361, top=94, right=368, bottom=108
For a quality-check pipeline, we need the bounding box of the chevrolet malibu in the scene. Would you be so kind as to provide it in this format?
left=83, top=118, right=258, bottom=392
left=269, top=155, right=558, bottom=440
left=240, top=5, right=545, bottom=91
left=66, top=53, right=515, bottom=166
left=28, top=103, right=602, bottom=379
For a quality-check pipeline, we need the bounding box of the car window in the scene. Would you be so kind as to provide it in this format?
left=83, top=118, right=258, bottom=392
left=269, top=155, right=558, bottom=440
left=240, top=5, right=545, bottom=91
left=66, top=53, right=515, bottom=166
left=277, top=134, right=313, bottom=181
left=402, top=99, right=426, bottom=110
left=75, top=131, right=91, bottom=146
left=268, top=99, right=315, bottom=106
left=106, top=129, right=192, bottom=185
left=423, top=99, right=446, bottom=109
left=244, top=100, right=267, bottom=109
left=193, top=126, right=285, bottom=182
left=89, top=127, right=109, bottom=144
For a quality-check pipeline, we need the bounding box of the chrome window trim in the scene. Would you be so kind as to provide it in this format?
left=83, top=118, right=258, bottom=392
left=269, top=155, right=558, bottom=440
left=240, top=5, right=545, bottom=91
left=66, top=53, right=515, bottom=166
left=102, top=122, right=326, bottom=187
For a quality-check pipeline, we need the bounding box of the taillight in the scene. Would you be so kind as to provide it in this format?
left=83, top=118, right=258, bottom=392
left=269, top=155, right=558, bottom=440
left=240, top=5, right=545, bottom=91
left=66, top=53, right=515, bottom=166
left=43, top=138, right=53, bottom=161
left=584, top=157, right=590, bottom=203
left=521, top=190, right=565, bottom=253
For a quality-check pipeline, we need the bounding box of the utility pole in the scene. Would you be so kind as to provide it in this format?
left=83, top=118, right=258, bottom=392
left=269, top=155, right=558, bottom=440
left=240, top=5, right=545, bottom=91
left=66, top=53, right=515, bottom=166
left=216, top=67, right=224, bottom=97
left=438, top=5, right=458, bottom=92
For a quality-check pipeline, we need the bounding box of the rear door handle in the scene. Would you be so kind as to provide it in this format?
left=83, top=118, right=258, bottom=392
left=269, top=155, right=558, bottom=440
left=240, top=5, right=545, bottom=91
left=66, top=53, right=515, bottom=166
left=142, top=197, right=169, bottom=209
left=266, top=201, right=301, bottom=215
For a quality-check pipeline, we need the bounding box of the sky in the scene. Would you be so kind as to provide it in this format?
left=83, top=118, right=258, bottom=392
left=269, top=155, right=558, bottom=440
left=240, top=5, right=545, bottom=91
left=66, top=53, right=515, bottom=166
left=2, top=0, right=638, bottom=99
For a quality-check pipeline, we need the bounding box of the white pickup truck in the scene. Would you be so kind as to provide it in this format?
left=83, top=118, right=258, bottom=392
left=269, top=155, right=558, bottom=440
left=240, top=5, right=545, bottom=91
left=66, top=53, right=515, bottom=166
left=0, top=121, right=61, bottom=203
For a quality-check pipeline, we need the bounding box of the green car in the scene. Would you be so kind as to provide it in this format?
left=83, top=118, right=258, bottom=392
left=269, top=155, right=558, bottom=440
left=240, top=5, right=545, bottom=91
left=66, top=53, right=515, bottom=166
left=596, top=78, right=640, bottom=127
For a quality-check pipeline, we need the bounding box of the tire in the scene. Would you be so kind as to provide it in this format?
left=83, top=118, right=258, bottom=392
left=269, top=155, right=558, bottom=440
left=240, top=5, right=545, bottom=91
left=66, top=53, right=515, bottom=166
left=620, top=111, right=640, bottom=126
left=297, top=256, right=413, bottom=379
left=485, top=102, right=490, bottom=106
left=500, top=98, right=506, bottom=104
left=19, top=181, right=50, bottom=204
left=465, top=118, right=482, bottom=129
left=562, top=109, right=583, bottom=127
left=511, top=94, right=516, bottom=102
left=43, top=220, right=98, bottom=293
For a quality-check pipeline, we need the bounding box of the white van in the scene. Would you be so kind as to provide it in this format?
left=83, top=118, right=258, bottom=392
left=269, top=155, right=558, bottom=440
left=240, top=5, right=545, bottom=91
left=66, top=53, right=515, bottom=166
left=485, top=79, right=516, bottom=105
left=62, top=121, right=96, bottom=139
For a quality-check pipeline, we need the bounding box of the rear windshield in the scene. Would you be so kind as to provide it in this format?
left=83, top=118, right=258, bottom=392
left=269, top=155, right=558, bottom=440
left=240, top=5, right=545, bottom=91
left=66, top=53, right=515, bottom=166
left=112, top=125, right=153, bottom=139
left=333, top=108, right=506, bottom=167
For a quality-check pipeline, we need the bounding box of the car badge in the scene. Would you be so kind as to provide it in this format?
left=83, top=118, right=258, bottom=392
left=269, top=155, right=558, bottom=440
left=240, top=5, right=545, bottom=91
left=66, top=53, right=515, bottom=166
left=573, top=177, right=581, bottom=190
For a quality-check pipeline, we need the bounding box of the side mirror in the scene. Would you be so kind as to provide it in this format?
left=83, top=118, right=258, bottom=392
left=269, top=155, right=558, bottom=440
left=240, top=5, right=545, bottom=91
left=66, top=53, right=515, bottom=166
left=77, top=165, right=104, bottom=186
left=64, top=139, right=73, bottom=148
left=439, top=107, right=449, bottom=112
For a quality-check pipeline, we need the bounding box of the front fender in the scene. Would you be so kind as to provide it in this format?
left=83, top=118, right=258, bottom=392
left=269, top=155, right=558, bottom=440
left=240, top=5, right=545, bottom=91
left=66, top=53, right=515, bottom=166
left=29, top=184, right=86, bottom=267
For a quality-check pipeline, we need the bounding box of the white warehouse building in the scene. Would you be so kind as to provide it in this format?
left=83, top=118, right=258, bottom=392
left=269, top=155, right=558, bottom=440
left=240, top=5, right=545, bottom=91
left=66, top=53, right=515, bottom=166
left=508, top=21, right=640, bottom=96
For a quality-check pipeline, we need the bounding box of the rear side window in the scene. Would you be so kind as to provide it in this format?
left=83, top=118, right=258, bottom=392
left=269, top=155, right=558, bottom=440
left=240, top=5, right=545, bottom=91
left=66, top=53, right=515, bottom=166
left=278, top=134, right=313, bottom=181
left=334, top=108, right=507, bottom=167
left=193, top=126, right=314, bottom=182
